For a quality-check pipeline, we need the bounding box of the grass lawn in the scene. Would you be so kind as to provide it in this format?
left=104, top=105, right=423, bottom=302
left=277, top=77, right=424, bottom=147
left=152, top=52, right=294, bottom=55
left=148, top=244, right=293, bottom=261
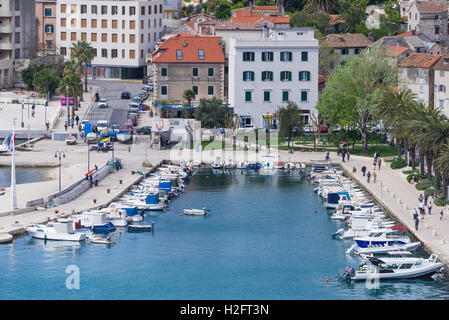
left=201, top=140, right=234, bottom=150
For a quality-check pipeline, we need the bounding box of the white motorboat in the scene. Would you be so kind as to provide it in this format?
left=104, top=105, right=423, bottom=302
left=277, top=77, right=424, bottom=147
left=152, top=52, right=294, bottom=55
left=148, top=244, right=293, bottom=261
left=212, top=157, right=224, bottom=169
left=341, top=254, right=444, bottom=281
left=336, top=225, right=406, bottom=240
left=284, top=162, right=295, bottom=170
left=224, top=159, right=234, bottom=169
left=262, top=160, right=275, bottom=170
left=183, top=208, right=208, bottom=216
left=346, top=233, right=421, bottom=255
left=126, top=214, right=143, bottom=222
left=87, top=235, right=116, bottom=245
left=117, top=130, right=132, bottom=142
left=26, top=220, right=86, bottom=242
left=236, top=161, right=248, bottom=169
left=274, top=162, right=284, bottom=169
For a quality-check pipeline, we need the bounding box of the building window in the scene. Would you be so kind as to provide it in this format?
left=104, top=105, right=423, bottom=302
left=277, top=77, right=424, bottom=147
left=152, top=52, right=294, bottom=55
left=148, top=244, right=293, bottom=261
left=261, top=71, right=273, bottom=81
left=419, top=70, right=424, bottom=79
left=439, top=100, right=444, bottom=109
left=245, top=91, right=252, bottom=102
left=280, top=51, right=292, bottom=61
left=299, top=71, right=311, bottom=81
left=122, top=49, right=125, bottom=58
left=60, top=32, right=66, bottom=41
left=45, top=24, right=54, bottom=33
left=71, top=18, right=76, bottom=27
left=435, top=26, right=440, bottom=35
left=161, top=85, right=167, bottom=95
left=282, top=90, right=289, bottom=102
left=141, top=6, right=145, bottom=15
left=14, top=32, right=19, bottom=44
left=154, top=5, right=157, bottom=14
left=355, top=48, right=361, bottom=54
left=301, top=51, right=308, bottom=61
left=208, top=86, right=214, bottom=95
left=101, top=5, right=107, bottom=14
left=208, top=68, right=214, bottom=77
left=46, top=41, right=53, bottom=50
left=15, top=16, right=20, bottom=27
left=80, top=5, right=87, bottom=14
left=101, top=49, right=107, bottom=58
left=341, top=48, right=349, bottom=55
left=101, top=33, right=107, bottom=42
left=81, top=19, right=87, bottom=28
left=198, top=49, right=205, bottom=60
left=70, top=32, right=76, bottom=41
left=261, top=51, right=273, bottom=61
left=60, top=47, right=67, bottom=55
left=60, top=18, right=66, bottom=27
left=280, top=71, right=292, bottom=81
left=91, top=5, right=97, bottom=14
left=61, top=4, right=66, bottom=13
left=243, top=71, right=255, bottom=81
left=112, top=49, right=118, bottom=58
left=438, top=85, right=446, bottom=92
left=129, top=6, right=136, bottom=15
left=101, top=19, right=107, bottom=28
left=129, top=34, right=135, bottom=43
left=81, top=32, right=87, bottom=41
left=148, top=6, right=152, bottom=14
left=91, top=19, right=97, bottom=28
left=71, top=4, right=76, bottom=14
left=243, top=51, right=255, bottom=61
left=160, top=4, right=163, bottom=13
left=44, top=8, right=52, bottom=17
left=91, top=33, right=97, bottom=42
left=112, top=20, right=118, bottom=29
left=263, top=91, right=271, bottom=102
left=161, top=67, right=167, bottom=77
left=192, top=86, right=198, bottom=95
left=112, top=6, right=118, bottom=15
left=176, top=49, right=183, bottom=60
left=130, top=20, right=136, bottom=29
left=440, top=70, right=445, bottom=77
left=301, top=90, right=308, bottom=101
left=141, top=34, right=144, bottom=43
left=192, top=68, right=198, bottom=77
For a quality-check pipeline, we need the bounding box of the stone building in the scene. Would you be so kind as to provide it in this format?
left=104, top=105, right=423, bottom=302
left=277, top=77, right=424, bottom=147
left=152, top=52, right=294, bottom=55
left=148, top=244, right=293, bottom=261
left=433, top=53, right=449, bottom=115
left=36, top=0, right=57, bottom=55
left=320, top=33, right=372, bottom=67
left=407, top=0, right=448, bottom=44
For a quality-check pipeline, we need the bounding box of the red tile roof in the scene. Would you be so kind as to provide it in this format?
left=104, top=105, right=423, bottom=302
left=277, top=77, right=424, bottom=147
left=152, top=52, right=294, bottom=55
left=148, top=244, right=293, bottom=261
left=152, top=34, right=225, bottom=64
left=329, top=14, right=345, bottom=25
left=397, top=30, right=421, bottom=36
left=398, top=52, right=441, bottom=68
left=416, top=0, right=447, bottom=14
left=320, top=33, right=372, bottom=48
left=230, top=16, right=290, bottom=24
left=387, top=46, right=409, bottom=56
left=318, top=74, right=328, bottom=83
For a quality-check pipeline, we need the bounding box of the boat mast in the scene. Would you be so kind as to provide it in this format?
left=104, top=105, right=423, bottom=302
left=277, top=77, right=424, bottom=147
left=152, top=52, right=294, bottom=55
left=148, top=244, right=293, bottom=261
left=11, top=119, right=17, bottom=210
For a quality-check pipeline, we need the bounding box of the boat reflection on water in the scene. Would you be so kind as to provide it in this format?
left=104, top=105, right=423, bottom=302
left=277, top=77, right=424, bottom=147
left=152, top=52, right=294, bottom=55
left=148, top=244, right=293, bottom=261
left=27, top=238, right=83, bottom=254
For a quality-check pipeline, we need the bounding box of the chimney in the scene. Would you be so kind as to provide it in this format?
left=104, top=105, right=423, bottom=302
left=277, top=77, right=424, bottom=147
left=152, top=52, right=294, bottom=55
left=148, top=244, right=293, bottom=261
left=194, top=21, right=198, bottom=33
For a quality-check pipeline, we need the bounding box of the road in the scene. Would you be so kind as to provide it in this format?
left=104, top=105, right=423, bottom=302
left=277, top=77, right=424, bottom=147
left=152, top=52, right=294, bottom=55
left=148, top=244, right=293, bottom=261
left=82, top=80, right=145, bottom=128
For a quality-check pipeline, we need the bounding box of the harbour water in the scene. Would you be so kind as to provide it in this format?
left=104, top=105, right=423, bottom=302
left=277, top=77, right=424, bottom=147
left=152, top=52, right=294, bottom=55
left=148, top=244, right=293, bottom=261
left=1, top=168, right=449, bottom=299
left=0, top=167, right=51, bottom=188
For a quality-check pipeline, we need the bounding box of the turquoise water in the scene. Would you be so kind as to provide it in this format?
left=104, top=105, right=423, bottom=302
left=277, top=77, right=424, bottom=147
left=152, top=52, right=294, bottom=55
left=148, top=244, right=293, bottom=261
left=1, top=168, right=449, bottom=299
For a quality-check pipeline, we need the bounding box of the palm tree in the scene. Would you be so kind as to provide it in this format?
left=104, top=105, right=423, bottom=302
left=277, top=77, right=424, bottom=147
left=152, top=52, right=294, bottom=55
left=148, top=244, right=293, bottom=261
left=182, top=89, right=196, bottom=107
left=435, top=144, right=449, bottom=199
left=303, top=0, right=337, bottom=13
left=70, top=40, right=95, bottom=92
left=63, top=59, right=82, bottom=77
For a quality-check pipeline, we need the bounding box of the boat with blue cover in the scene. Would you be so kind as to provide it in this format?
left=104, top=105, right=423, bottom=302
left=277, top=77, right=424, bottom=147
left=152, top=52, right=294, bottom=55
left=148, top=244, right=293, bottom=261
left=128, top=222, right=154, bottom=232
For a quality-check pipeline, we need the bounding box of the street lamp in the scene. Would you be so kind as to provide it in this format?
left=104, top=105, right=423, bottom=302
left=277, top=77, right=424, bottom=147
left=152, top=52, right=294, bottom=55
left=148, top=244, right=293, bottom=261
left=54, top=151, right=66, bottom=191
left=89, top=87, right=93, bottom=123
left=21, top=102, right=24, bottom=128
left=66, top=85, right=70, bottom=127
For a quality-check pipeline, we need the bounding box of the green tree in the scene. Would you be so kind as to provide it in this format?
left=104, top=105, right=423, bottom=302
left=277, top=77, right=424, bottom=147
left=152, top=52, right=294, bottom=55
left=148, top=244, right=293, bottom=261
left=435, top=145, right=449, bottom=199
left=63, top=59, right=82, bottom=77
left=32, top=67, right=61, bottom=96
left=20, top=64, right=45, bottom=91
left=380, top=0, right=403, bottom=34
left=59, top=73, right=83, bottom=119
left=275, top=102, right=303, bottom=151
left=70, top=40, right=95, bottom=92
left=194, top=97, right=232, bottom=129
left=317, top=46, right=397, bottom=155
left=290, top=10, right=310, bottom=27
left=319, top=44, right=340, bottom=75
left=182, top=89, right=196, bottom=107
left=304, top=0, right=337, bottom=13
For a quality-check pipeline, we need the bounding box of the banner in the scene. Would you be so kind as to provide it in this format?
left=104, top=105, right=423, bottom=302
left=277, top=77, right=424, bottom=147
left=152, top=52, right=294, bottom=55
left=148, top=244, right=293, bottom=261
left=61, top=97, right=75, bottom=106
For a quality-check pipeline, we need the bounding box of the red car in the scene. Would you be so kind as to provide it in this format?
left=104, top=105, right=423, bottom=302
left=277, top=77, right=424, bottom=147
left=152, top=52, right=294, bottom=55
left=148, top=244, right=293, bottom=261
left=319, top=124, right=329, bottom=133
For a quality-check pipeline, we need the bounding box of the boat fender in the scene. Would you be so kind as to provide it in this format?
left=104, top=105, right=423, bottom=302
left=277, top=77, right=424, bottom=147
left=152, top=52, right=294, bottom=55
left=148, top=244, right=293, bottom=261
left=179, top=214, right=183, bottom=216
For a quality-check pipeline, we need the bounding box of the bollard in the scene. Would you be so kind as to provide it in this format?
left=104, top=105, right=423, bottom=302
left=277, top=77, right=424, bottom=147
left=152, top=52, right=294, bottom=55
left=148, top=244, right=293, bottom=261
left=93, top=199, right=97, bottom=204
left=107, top=189, right=110, bottom=194
left=432, top=230, right=437, bottom=237
left=119, top=180, right=122, bottom=184
left=55, top=210, right=59, bottom=214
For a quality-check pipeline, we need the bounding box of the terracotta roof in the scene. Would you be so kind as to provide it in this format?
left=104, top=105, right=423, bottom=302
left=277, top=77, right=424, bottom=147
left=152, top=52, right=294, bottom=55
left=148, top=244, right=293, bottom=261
left=320, top=33, right=372, bottom=48
left=387, top=46, right=409, bottom=56
left=230, top=16, right=289, bottom=24
left=432, top=53, right=449, bottom=70
left=397, top=30, right=421, bottom=36
left=416, top=0, right=447, bottom=14
left=329, top=14, right=345, bottom=25
left=318, top=74, right=327, bottom=83
left=398, top=52, right=441, bottom=68
left=152, top=34, right=225, bottom=64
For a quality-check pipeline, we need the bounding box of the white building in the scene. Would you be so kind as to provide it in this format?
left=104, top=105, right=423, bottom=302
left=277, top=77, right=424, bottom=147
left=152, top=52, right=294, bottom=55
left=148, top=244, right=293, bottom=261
left=229, top=27, right=319, bottom=128
left=56, top=0, right=164, bottom=79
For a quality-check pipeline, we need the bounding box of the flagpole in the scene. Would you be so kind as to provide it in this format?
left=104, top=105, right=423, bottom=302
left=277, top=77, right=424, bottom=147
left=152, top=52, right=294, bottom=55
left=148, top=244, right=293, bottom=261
left=11, top=119, right=17, bottom=210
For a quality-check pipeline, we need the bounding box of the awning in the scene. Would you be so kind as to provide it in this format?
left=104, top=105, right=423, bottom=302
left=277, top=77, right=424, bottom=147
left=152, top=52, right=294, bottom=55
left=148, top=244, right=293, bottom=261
left=157, top=104, right=196, bottom=110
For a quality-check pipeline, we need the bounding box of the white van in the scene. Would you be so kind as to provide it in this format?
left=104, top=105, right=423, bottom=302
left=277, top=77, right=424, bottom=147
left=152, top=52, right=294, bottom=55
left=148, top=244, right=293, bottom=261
left=96, top=120, right=109, bottom=133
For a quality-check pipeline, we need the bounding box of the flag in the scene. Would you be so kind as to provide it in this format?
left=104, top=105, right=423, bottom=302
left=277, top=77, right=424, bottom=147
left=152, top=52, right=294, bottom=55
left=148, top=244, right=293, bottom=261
left=7, top=134, right=16, bottom=152
left=101, top=137, right=110, bottom=143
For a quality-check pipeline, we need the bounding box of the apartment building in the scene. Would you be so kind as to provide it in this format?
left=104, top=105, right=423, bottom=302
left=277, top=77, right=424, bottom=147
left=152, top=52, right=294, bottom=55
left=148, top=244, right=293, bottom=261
left=433, top=53, right=449, bottom=115
left=0, top=0, right=36, bottom=88
left=56, top=0, right=164, bottom=79
left=229, top=27, right=319, bottom=128
left=151, top=34, right=225, bottom=103
left=398, top=52, right=441, bottom=107
left=320, top=33, right=372, bottom=67
left=407, top=0, right=448, bottom=44
left=36, top=0, right=57, bottom=55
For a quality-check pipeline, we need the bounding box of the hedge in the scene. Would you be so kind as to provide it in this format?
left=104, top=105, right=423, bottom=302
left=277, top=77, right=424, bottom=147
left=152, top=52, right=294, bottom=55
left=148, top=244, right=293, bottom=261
left=390, top=157, right=407, bottom=169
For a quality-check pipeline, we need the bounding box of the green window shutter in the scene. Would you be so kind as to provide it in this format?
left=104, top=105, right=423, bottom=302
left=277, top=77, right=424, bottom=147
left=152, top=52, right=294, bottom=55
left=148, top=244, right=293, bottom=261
left=245, top=91, right=251, bottom=102
left=301, top=91, right=307, bottom=101
left=251, top=72, right=254, bottom=81
left=243, top=72, right=245, bottom=81
left=289, top=52, right=292, bottom=61
left=264, top=91, right=270, bottom=102
left=288, top=72, right=291, bottom=81
left=269, top=72, right=273, bottom=81
left=261, top=72, right=265, bottom=81
left=306, top=72, right=310, bottom=81
left=161, top=68, right=167, bottom=76
left=282, top=91, right=289, bottom=102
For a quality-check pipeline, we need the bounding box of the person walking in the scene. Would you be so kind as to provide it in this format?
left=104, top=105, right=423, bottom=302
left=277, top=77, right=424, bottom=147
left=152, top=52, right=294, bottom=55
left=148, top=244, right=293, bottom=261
left=341, top=152, right=345, bottom=163
left=367, top=171, right=371, bottom=183
left=45, top=121, right=50, bottom=130
left=427, top=201, right=432, bottom=215
left=377, top=158, right=382, bottom=170
left=75, top=115, right=80, bottom=126
left=325, top=150, right=330, bottom=161
left=373, top=171, right=377, bottom=183
left=64, top=121, right=68, bottom=131
left=352, top=166, right=357, bottom=174
left=413, top=208, right=419, bottom=230
left=346, top=151, right=350, bottom=161
left=440, top=210, right=444, bottom=220
left=419, top=201, right=424, bottom=219
left=415, top=216, right=420, bottom=231
left=70, top=119, right=74, bottom=129
left=418, top=193, right=424, bottom=203
left=362, top=165, right=367, bottom=176
left=424, top=194, right=428, bottom=206
left=373, top=158, right=377, bottom=171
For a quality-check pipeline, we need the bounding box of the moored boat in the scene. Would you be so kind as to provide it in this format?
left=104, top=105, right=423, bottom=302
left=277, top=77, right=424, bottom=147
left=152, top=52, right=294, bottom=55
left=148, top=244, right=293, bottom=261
left=183, top=208, right=208, bottom=216
left=128, top=222, right=154, bottom=232
left=26, top=220, right=86, bottom=242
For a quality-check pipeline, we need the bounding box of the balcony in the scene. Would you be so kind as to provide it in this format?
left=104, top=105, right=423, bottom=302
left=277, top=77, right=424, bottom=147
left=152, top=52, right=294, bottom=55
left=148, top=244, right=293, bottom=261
left=0, top=42, right=14, bottom=50
left=0, top=9, right=14, bottom=17
left=0, top=21, right=13, bottom=33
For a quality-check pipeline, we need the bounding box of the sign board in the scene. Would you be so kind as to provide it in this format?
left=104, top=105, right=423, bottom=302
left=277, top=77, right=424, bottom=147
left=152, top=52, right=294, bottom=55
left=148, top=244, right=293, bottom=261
left=61, top=97, right=75, bottom=106
left=84, top=123, right=92, bottom=135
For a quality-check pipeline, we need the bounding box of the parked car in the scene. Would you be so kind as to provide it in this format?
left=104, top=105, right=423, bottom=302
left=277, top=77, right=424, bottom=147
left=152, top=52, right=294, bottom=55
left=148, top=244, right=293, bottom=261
left=131, top=96, right=141, bottom=104
left=332, top=124, right=341, bottom=133
left=136, top=126, right=152, bottom=135
left=303, top=124, right=314, bottom=133
left=98, top=99, right=109, bottom=108
left=121, top=91, right=131, bottom=99
left=319, top=124, right=329, bottom=133
left=96, top=120, right=109, bottom=132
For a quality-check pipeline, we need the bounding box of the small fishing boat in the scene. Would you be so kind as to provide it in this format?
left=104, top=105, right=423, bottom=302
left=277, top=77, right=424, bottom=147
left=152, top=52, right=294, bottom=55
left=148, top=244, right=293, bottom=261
left=183, top=208, right=208, bottom=216
left=262, top=160, right=275, bottom=170
left=26, top=220, right=86, bottom=242
left=212, top=158, right=224, bottom=169
left=128, top=222, right=154, bottom=232
left=224, top=159, right=234, bottom=169
left=284, top=162, right=295, bottom=170
left=274, top=162, right=285, bottom=169
left=340, top=254, right=444, bottom=281
left=236, top=161, right=248, bottom=169
left=117, top=130, right=132, bottom=143
left=87, top=235, right=116, bottom=245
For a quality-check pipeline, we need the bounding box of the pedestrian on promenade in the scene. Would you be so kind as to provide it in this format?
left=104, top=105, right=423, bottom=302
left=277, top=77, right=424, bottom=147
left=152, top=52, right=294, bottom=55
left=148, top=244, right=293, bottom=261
left=373, top=159, right=377, bottom=171
left=440, top=210, right=444, bottom=220
left=415, top=217, right=419, bottom=231
left=71, top=119, right=74, bottom=128
left=95, top=164, right=98, bottom=171
left=337, top=146, right=342, bottom=156
left=413, top=208, right=419, bottom=221
left=367, top=171, right=371, bottom=183
left=347, top=151, right=350, bottom=160
left=64, top=121, right=68, bottom=131
left=352, top=167, right=357, bottom=174
left=362, top=165, right=367, bottom=176
left=45, top=121, right=49, bottom=130
left=424, top=193, right=428, bottom=206
left=374, top=151, right=378, bottom=162
left=419, top=201, right=425, bottom=219
left=32, top=110, right=35, bottom=117
left=75, top=115, right=79, bottom=126
left=428, top=201, right=432, bottom=215
left=341, top=152, right=345, bottom=162
left=419, top=193, right=424, bottom=203
left=373, top=171, right=377, bottom=183
left=128, top=145, right=131, bottom=152
left=325, top=151, right=330, bottom=161
left=377, top=158, right=382, bottom=170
